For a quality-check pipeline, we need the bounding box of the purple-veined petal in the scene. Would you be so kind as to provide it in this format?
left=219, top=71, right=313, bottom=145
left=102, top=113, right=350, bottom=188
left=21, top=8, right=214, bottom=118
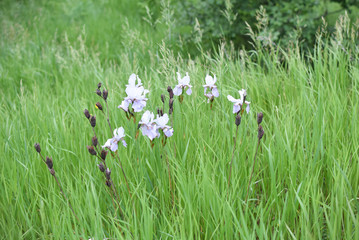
left=212, top=87, right=219, bottom=97
left=173, top=86, right=182, bottom=96
left=233, top=104, right=241, bottom=114
left=186, top=87, right=192, bottom=95
left=110, top=142, right=119, bottom=152
left=246, top=103, right=250, bottom=113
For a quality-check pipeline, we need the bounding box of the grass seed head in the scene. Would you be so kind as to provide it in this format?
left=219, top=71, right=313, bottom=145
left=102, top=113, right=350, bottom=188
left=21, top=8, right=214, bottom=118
left=167, top=86, right=174, bottom=99
left=97, top=82, right=102, bottom=89
left=161, top=94, right=165, bottom=103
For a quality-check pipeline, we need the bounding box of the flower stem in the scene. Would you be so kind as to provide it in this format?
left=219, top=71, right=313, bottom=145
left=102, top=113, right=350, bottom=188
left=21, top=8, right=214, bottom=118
left=227, top=125, right=239, bottom=196
left=245, top=138, right=260, bottom=203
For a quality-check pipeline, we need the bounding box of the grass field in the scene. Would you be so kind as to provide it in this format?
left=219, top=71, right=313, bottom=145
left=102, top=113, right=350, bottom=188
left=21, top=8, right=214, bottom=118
left=1, top=0, right=358, bottom=239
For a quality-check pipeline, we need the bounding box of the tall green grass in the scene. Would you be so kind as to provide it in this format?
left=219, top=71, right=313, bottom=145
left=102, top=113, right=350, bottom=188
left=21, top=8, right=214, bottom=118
left=0, top=0, right=358, bottom=239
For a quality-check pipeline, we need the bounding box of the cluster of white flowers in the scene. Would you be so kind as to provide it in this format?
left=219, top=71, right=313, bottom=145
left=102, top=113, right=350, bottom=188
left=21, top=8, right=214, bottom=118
left=138, top=111, right=173, bottom=140
left=102, top=127, right=127, bottom=151
left=118, top=74, right=149, bottom=113
left=102, top=72, right=250, bottom=152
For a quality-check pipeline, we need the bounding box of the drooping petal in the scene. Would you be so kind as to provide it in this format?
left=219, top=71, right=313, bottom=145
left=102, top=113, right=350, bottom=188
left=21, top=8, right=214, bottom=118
left=110, top=142, right=119, bottom=152
left=233, top=104, right=241, bottom=114
left=132, top=100, right=146, bottom=112
left=186, top=87, right=192, bottom=95
left=118, top=100, right=130, bottom=112
left=227, top=95, right=237, bottom=103
left=102, top=139, right=112, bottom=149
left=163, top=128, right=174, bottom=137
left=245, top=103, right=250, bottom=113
left=173, top=85, right=182, bottom=96
left=212, top=87, right=219, bottom=97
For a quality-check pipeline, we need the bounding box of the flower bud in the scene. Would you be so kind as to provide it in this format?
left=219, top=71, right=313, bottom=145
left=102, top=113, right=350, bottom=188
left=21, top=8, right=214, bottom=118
left=49, top=168, right=56, bottom=176
left=258, top=125, right=264, bottom=140
left=105, top=168, right=111, bottom=180
left=34, top=143, right=41, bottom=153
left=102, top=89, right=108, bottom=101
left=257, top=112, right=263, bottom=125
left=105, top=180, right=111, bottom=187
left=95, top=102, right=103, bottom=111
left=96, top=89, right=102, bottom=97
left=98, top=163, right=105, bottom=172
left=235, top=114, right=241, bottom=126
left=167, top=86, right=174, bottom=99
left=45, top=156, right=53, bottom=169
left=84, top=109, right=90, bottom=119
left=157, top=108, right=160, bottom=115
left=160, top=109, right=164, bottom=116
left=90, top=115, right=96, bottom=128
left=97, top=82, right=102, bottom=89
left=87, top=145, right=97, bottom=155
left=92, top=136, right=98, bottom=147
left=161, top=94, right=165, bottom=103
left=169, top=98, right=174, bottom=110
left=100, top=150, right=108, bottom=160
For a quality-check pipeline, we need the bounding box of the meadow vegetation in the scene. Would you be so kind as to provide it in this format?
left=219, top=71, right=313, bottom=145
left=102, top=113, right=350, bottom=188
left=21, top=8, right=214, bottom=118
left=0, top=0, right=358, bottom=239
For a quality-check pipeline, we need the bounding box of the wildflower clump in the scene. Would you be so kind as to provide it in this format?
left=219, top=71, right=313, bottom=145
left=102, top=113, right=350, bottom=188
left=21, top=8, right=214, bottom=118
left=119, top=74, right=149, bottom=120
left=203, top=74, right=219, bottom=108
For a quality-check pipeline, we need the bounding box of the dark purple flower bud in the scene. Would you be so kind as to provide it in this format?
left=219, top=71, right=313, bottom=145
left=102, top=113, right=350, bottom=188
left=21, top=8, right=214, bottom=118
left=235, top=114, right=241, bottom=126
left=105, top=168, right=111, bottom=180
left=169, top=98, right=174, bottom=110
left=45, top=156, right=53, bottom=169
left=100, top=150, right=108, bottom=160
left=102, top=89, right=108, bottom=101
left=96, top=89, right=102, bottom=97
left=49, top=168, right=56, bottom=176
left=161, top=94, right=165, bottom=103
left=95, top=102, right=103, bottom=111
left=92, top=136, right=98, bottom=147
left=87, top=145, right=97, bottom=155
left=98, top=162, right=105, bottom=172
left=157, top=108, right=160, bottom=115
left=97, top=82, right=102, bottom=89
left=167, top=86, right=174, bottom=99
left=90, top=115, right=96, bottom=128
left=84, top=109, right=91, bottom=119
left=160, top=109, right=163, bottom=116
left=105, top=180, right=111, bottom=187
left=258, top=125, right=264, bottom=140
left=34, top=143, right=41, bottom=153
left=257, top=112, right=263, bottom=125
